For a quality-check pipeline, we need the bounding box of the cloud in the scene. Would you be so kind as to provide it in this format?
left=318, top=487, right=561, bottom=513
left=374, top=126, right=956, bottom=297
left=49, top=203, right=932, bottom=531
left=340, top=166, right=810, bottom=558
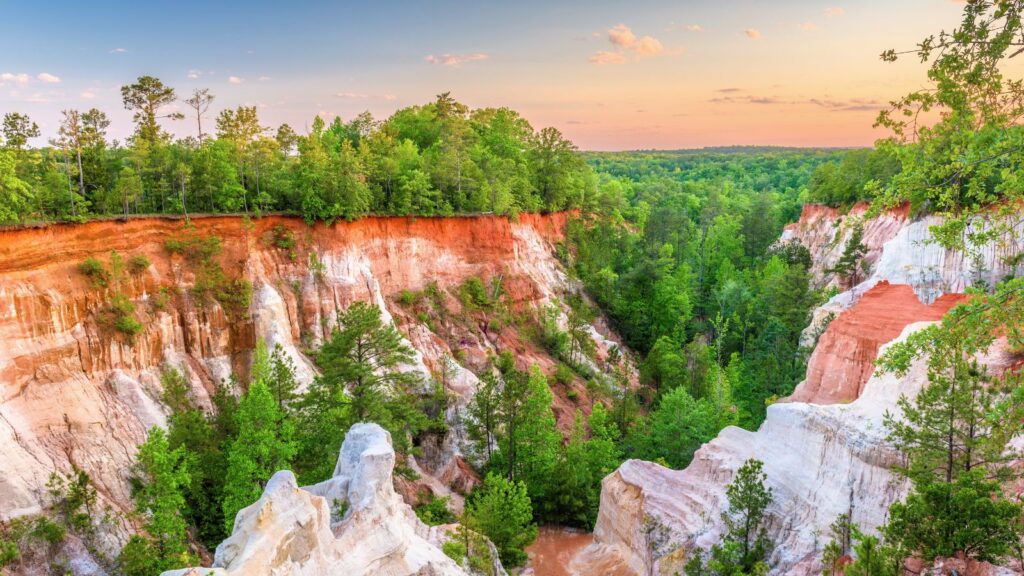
left=424, top=53, right=489, bottom=67
left=0, top=73, right=30, bottom=85
left=801, top=22, right=818, bottom=31
left=744, top=28, right=762, bottom=39
left=36, top=72, right=61, bottom=83
left=808, top=97, right=883, bottom=111
left=686, top=24, right=703, bottom=32
left=591, top=24, right=665, bottom=63
left=335, top=92, right=369, bottom=99
left=824, top=6, right=845, bottom=16
left=709, top=94, right=884, bottom=111
left=110, top=47, right=127, bottom=54
left=228, top=76, right=244, bottom=84
left=258, top=75, right=271, bottom=81
left=717, top=87, right=744, bottom=93
left=187, top=69, right=201, bottom=79
left=383, top=94, right=397, bottom=101
left=81, top=90, right=96, bottom=99
left=607, top=24, right=664, bottom=55
left=608, top=24, right=637, bottom=47
left=589, top=50, right=627, bottom=65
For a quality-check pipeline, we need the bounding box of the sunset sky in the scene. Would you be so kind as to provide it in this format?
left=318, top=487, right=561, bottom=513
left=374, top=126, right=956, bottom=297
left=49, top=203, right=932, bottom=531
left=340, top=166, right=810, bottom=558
left=0, top=0, right=980, bottom=150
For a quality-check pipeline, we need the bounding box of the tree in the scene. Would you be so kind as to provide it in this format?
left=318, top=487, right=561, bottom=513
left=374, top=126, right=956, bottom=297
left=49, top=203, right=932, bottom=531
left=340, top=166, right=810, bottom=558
left=627, top=386, right=723, bottom=469
left=465, top=473, right=538, bottom=567
left=0, top=149, right=31, bottom=223
left=221, top=354, right=296, bottom=533
left=184, top=88, right=215, bottom=145
left=118, top=427, right=193, bottom=576
left=876, top=0, right=1024, bottom=248
left=58, top=110, right=86, bottom=212
left=121, top=75, right=183, bottom=145
left=880, top=334, right=1024, bottom=564
left=1, top=112, right=40, bottom=150
left=721, top=459, right=773, bottom=574
left=294, top=301, right=422, bottom=482
left=112, top=166, right=143, bottom=218
left=826, top=222, right=868, bottom=288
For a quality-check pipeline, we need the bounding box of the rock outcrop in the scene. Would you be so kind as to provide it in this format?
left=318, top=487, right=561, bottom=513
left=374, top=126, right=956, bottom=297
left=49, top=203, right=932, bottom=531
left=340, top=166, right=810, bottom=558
left=0, top=213, right=627, bottom=538
left=162, top=422, right=481, bottom=576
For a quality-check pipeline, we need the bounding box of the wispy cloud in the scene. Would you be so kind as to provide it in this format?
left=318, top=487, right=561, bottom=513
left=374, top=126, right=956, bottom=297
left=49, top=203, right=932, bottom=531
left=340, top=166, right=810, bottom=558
left=801, top=22, right=818, bottom=31
left=36, top=73, right=61, bottom=83
left=744, top=28, right=762, bottom=39
left=589, top=51, right=627, bottom=65
left=187, top=69, right=202, bottom=79
left=335, top=92, right=369, bottom=99
left=0, top=73, right=30, bottom=85
left=709, top=94, right=883, bottom=112
left=228, top=76, right=244, bottom=84
left=258, top=75, right=271, bottom=81
left=824, top=6, right=845, bottom=17
left=110, top=47, right=127, bottom=54
left=81, top=90, right=96, bottom=99
left=717, top=87, right=744, bottom=93
left=424, top=53, right=489, bottom=67
left=686, top=24, right=703, bottom=32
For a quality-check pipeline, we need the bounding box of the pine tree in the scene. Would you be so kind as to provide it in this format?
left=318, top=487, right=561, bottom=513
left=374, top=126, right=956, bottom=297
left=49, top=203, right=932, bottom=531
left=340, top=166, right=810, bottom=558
left=294, top=301, right=423, bottom=482
left=118, top=427, right=193, bottom=576
left=882, top=339, right=1024, bottom=563
left=720, top=459, right=773, bottom=574
left=465, top=473, right=538, bottom=568
left=221, top=359, right=296, bottom=533
left=826, top=222, right=868, bottom=288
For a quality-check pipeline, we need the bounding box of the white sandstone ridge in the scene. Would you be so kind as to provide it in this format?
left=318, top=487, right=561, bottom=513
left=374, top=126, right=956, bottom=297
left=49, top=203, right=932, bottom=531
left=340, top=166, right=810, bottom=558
left=576, top=323, right=958, bottom=576
left=164, top=423, right=497, bottom=576
left=781, top=204, right=1024, bottom=347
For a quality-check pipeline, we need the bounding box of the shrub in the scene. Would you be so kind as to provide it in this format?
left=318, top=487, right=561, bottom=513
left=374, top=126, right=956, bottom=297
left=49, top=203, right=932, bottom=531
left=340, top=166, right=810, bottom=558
left=554, top=364, right=575, bottom=386
left=128, top=254, right=151, bottom=275
left=415, top=496, right=455, bottom=526
left=269, top=224, right=297, bottom=259
left=458, top=276, right=492, bottom=310
left=78, top=257, right=111, bottom=288
left=165, top=233, right=222, bottom=263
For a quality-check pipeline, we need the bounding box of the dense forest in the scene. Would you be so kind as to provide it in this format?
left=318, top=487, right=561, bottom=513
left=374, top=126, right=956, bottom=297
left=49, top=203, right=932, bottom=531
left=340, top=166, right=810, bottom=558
left=570, top=149, right=839, bottom=435
left=0, top=83, right=595, bottom=225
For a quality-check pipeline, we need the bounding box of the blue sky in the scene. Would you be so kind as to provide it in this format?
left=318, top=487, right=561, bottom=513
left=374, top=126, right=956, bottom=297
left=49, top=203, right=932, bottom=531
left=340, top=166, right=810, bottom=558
left=0, top=0, right=975, bottom=149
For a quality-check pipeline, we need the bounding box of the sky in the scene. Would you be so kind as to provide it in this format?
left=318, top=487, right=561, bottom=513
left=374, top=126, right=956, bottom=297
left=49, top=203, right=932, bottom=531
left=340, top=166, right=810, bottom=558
left=0, top=0, right=977, bottom=150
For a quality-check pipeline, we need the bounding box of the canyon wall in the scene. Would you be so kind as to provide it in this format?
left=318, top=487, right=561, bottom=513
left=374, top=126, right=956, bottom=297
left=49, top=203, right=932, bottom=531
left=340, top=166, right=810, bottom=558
left=0, top=213, right=624, bottom=539
left=578, top=205, right=1024, bottom=575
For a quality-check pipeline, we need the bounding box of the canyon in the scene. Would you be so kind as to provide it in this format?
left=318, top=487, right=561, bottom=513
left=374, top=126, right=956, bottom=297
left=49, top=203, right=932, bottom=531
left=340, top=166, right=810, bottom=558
left=3, top=204, right=1023, bottom=576
left=0, top=212, right=628, bottom=571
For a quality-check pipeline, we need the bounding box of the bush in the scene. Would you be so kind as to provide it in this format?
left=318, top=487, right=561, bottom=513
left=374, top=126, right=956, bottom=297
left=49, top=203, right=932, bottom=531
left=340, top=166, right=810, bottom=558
left=78, top=257, right=111, bottom=288
left=554, top=364, right=575, bottom=386
left=269, top=224, right=297, bottom=259
left=415, top=495, right=455, bottom=526
left=165, top=233, right=222, bottom=263
left=128, top=254, right=151, bottom=275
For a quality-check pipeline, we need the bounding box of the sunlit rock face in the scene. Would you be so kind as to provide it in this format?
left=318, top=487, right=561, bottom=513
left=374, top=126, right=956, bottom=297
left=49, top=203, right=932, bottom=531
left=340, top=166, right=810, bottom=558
left=0, top=213, right=628, bottom=536
left=162, top=422, right=484, bottom=576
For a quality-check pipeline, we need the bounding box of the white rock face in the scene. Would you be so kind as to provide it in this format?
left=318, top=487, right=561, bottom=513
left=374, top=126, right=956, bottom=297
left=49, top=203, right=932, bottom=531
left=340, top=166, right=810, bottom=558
left=163, top=423, right=475, bottom=576
left=578, top=325, right=936, bottom=576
